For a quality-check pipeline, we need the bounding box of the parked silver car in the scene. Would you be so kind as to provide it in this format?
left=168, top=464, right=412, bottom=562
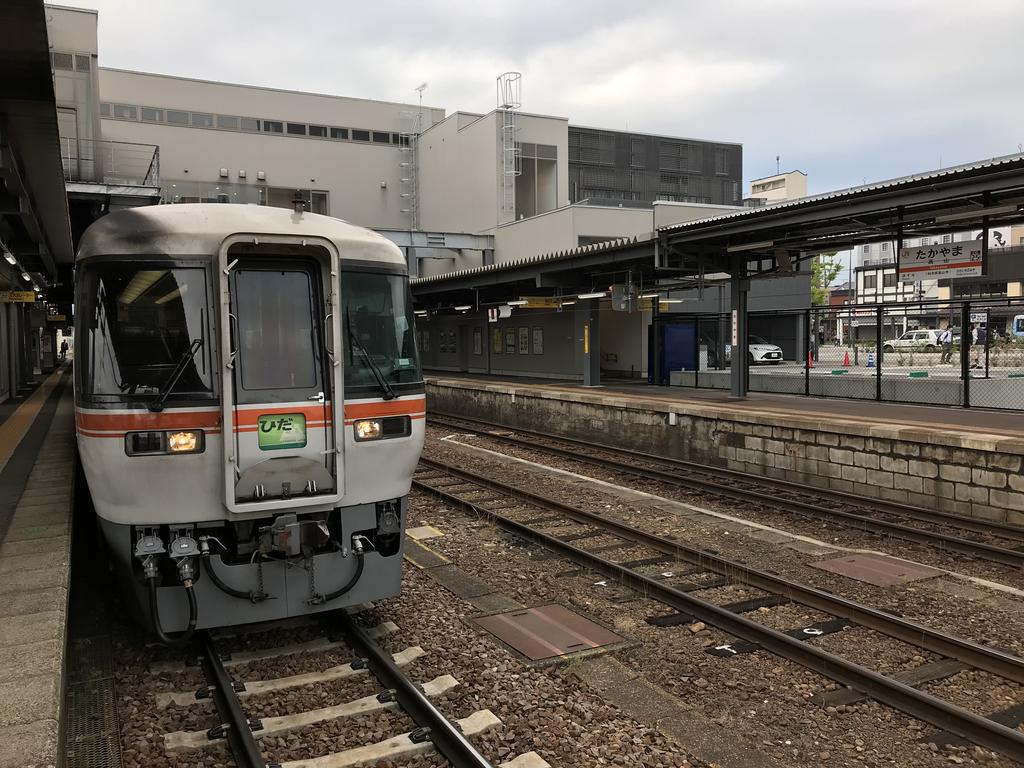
left=882, top=329, right=942, bottom=352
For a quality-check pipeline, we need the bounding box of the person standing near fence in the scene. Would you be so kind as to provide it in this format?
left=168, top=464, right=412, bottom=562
left=939, top=325, right=953, bottom=364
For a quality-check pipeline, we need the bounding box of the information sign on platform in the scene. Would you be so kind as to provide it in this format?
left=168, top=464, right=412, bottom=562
left=899, top=243, right=982, bottom=282
left=0, top=291, right=36, bottom=303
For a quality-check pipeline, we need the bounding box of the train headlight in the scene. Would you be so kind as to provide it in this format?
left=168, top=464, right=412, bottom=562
left=353, top=419, right=382, bottom=441
left=167, top=430, right=202, bottom=453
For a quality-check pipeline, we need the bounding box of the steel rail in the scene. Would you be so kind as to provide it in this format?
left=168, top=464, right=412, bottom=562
left=197, top=630, right=266, bottom=768
left=333, top=612, right=495, bottom=768
left=414, top=464, right=1024, bottom=763
left=430, top=412, right=1024, bottom=543
left=429, top=414, right=1024, bottom=567
left=417, top=457, right=1024, bottom=684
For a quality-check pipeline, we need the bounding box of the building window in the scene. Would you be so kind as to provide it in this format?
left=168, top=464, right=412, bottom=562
left=863, top=274, right=877, bottom=289
left=351, top=129, right=370, bottom=142
left=51, top=52, right=73, bottom=70
left=263, top=120, right=283, bottom=134
left=883, top=272, right=897, bottom=288
left=240, top=117, right=260, bottom=131
left=111, top=104, right=138, bottom=120
left=99, top=102, right=110, bottom=117
left=863, top=244, right=871, bottom=254
left=372, top=131, right=391, bottom=144
left=166, top=110, right=189, bottom=125
left=140, top=107, right=163, bottom=123
left=942, top=234, right=952, bottom=243
left=217, top=115, right=239, bottom=130
left=714, top=148, right=729, bottom=175
left=630, top=138, right=645, bottom=168
left=191, top=112, right=214, bottom=128
left=308, top=125, right=327, bottom=137
left=330, top=127, right=348, bottom=140
left=286, top=123, right=307, bottom=135
left=881, top=242, right=889, bottom=252
left=74, top=54, right=91, bottom=72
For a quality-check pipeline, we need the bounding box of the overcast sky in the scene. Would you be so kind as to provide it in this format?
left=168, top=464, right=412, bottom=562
left=67, top=0, right=1023, bottom=195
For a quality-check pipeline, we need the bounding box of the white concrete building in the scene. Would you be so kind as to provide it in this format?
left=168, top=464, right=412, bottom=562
left=45, top=4, right=747, bottom=284
left=748, top=170, right=807, bottom=204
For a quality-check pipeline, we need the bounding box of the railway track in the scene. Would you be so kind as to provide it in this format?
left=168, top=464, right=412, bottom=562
left=414, top=455, right=1024, bottom=763
left=428, top=413, right=1024, bottom=570
left=155, top=613, right=500, bottom=768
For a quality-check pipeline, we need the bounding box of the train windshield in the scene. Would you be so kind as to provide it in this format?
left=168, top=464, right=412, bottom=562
left=342, top=272, right=421, bottom=392
left=79, top=265, right=213, bottom=402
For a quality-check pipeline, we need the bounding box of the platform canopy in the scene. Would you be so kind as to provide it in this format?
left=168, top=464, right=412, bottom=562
left=0, top=0, right=74, bottom=282
left=412, top=153, right=1024, bottom=309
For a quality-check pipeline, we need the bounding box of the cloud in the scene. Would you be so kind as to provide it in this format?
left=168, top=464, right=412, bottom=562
left=70, top=0, right=1024, bottom=194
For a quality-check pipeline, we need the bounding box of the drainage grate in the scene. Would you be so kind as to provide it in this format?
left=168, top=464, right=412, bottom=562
left=64, top=679, right=118, bottom=743
left=474, top=604, right=625, bottom=661
left=66, top=636, right=113, bottom=685
left=811, top=554, right=943, bottom=587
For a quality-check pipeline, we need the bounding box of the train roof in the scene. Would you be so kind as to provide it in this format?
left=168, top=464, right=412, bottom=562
left=76, top=204, right=406, bottom=266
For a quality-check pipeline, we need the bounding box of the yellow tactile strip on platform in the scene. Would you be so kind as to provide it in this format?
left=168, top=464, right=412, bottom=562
left=0, top=388, right=75, bottom=768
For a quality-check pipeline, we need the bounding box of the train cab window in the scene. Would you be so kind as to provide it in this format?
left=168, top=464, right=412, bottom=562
left=233, top=269, right=318, bottom=392
left=78, top=266, right=213, bottom=403
left=342, top=272, right=421, bottom=393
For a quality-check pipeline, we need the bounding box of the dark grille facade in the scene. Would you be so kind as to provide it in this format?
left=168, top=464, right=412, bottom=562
left=568, top=127, right=742, bottom=207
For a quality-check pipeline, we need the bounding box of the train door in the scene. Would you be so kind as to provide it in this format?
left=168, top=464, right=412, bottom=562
left=226, top=257, right=338, bottom=507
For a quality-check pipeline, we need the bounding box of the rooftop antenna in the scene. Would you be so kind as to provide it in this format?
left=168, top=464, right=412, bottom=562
left=776, top=155, right=780, bottom=175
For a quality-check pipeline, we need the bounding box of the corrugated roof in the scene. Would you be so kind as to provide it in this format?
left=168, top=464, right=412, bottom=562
left=659, top=152, right=1024, bottom=234
left=410, top=234, right=650, bottom=286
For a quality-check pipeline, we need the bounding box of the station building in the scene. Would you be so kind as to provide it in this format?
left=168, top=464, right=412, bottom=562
left=36, top=2, right=784, bottom=393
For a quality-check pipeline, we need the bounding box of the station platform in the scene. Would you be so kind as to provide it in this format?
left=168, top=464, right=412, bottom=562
left=424, top=373, right=1024, bottom=525
left=0, top=365, right=75, bottom=768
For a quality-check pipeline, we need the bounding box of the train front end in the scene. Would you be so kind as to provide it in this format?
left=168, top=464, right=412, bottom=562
left=74, top=205, right=424, bottom=637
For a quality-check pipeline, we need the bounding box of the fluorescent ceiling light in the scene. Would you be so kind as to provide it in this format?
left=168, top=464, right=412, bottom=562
left=453, top=305, right=472, bottom=311
left=506, top=300, right=528, bottom=306
left=726, top=240, right=774, bottom=253
left=154, top=284, right=189, bottom=305
left=660, top=299, right=686, bottom=304
left=640, top=293, right=660, bottom=299
left=119, top=270, right=167, bottom=304
left=2, top=251, right=15, bottom=265
left=576, top=292, right=606, bottom=299
left=20, top=271, right=31, bottom=281
left=934, top=204, right=1021, bottom=223
left=560, top=300, right=576, bottom=306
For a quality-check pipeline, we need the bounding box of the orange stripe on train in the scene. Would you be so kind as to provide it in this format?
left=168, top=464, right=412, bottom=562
left=75, top=398, right=425, bottom=434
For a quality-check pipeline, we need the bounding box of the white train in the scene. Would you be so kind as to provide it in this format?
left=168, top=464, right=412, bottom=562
left=74, top=204, right=424, bottom=641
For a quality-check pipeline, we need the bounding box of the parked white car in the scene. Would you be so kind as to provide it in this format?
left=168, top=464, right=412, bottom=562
left=722, top=335, right=785, bottom=365
left=748, top=335, right=784, bottom=364
left=882, top=329, right=942, bottom=352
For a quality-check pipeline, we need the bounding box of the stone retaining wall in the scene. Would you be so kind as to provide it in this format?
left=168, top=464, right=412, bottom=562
left=426, top=377, right=1024, bottom=525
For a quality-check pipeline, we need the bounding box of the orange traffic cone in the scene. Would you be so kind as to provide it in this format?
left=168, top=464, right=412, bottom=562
left=843, top=350, right=850, bottom=367
left=807, top=350, right=814, bottom=369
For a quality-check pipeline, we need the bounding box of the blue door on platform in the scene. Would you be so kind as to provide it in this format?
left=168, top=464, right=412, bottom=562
left=648, top=322, right=697, bottom=385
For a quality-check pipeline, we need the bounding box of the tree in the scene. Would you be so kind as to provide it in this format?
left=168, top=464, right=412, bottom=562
left=811, top=252, right=843, bottom=305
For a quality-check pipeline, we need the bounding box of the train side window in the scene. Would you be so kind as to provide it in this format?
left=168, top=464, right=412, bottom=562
left=78, top=265, right=213, bottom=403
left=341, top=272, right=421, bottom=392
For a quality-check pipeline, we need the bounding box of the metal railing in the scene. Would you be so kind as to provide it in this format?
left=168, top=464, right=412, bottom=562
left=61, top=137, right=160, bottom=187
left=656, top=296, right=1024, bottom=410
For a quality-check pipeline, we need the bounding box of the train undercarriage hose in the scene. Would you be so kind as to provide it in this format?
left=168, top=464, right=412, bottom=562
left=314, top=548, right=365, bottom=604
left=202, top=553, right=270, bottom=603
left=147, top=577, right=198, bottom=647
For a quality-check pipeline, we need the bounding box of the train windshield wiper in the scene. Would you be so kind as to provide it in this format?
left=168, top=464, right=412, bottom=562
left=346, top=310, right=397, bottom=401
left=149, top=338, right=203, bottom=412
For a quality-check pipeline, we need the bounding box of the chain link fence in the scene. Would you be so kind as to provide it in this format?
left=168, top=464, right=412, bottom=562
left=657, top=297, right=1024, bottom=410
